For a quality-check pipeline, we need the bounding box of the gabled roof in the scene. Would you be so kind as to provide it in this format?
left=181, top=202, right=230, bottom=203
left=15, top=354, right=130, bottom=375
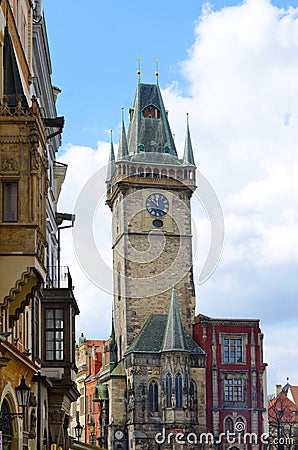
left=288, top=385, right=298, bottom=405
left=268, top=384, right=298, bottom=424
left=126, top=314, right=167, bottom=354
left=125, top=298, right=205, bottom=357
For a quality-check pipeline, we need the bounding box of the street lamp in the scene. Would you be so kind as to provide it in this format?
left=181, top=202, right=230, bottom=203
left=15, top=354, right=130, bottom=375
left=74, top=420, right=83, bottom=442
left=15, top=376, right=31, bottom=411
left=0, top=376, right=31, bottom=426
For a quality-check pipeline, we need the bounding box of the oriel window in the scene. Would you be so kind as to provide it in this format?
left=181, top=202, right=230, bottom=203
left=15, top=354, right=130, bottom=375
left=2, top=182, right=18, bottom=222
left=45, top=309, right=64, bottom=361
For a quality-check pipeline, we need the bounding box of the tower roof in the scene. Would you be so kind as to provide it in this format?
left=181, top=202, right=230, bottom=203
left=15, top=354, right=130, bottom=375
left=125, top=288, right=205, bottom=356
left=183, top=114, right=195, bottom=166
left=162, top=286, right=188, bottom=352
left=127, top=83, right=178, bottom=158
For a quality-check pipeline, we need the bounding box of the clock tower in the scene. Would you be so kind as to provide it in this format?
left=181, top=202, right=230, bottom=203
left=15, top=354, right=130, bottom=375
left=106, top=81, right=197, bottom=359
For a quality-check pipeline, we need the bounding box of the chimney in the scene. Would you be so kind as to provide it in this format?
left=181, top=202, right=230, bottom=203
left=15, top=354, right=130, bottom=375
left=275, top=384, right=282, bottom=397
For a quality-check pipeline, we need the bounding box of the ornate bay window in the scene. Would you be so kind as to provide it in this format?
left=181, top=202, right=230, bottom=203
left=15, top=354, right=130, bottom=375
left=45, top=308, right=64, bottom=361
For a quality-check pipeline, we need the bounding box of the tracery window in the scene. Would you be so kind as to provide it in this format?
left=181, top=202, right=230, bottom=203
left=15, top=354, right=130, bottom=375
left=166, top=373, right=172, bottom=408
left=149, top=380, right=158, bottom=413
left=175, top=373, right=183, bottom=408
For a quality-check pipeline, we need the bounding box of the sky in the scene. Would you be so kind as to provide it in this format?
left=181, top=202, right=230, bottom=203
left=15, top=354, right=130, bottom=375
left=44, top=0, right=298, bottom=394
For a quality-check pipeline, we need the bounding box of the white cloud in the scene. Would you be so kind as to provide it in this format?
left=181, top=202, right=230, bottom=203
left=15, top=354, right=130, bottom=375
left=57, top=0, right=298, bottom=389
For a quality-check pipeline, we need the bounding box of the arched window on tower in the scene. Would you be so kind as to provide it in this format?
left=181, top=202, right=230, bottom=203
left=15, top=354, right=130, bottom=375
left=153, top=168, right=159, bottom=178
left=166, top=373, right=172, bottom=408
left=161, top=168, right=167, bottom=178
left=175, top=373, right=183, bottom=408
left=142, top=105, right=160, bottom=119
left=148, top=380, right=159, bottom=414
left=189, top=379, right=197, bottom=416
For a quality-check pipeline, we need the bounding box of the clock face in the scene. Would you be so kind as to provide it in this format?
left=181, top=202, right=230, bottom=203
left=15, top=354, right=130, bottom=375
left=115, top=430, right=124, bottom=440
left=146, top=193, right=169, bottom=217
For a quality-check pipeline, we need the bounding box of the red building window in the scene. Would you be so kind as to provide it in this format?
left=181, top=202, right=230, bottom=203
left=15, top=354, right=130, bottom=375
left=223, top=338, right=243, bottom=363
left=224, top=378, right=244, bottom=401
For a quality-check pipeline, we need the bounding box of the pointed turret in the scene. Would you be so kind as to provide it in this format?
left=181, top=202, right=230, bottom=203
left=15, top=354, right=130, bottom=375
left=117, top=107, right=129, bottom=160
left=109, top=311, right=118, bottom=372
left=162, top=286, right=188, bottom=352
left=106, top=130, right=115, bottom=181
left=183, top=113, right=195, bottom=166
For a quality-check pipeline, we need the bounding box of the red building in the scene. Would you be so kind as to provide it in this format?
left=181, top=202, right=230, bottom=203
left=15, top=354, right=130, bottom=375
left=84, top=341, right=106, bottom=445
left=194, top=314, right=268, bottom=449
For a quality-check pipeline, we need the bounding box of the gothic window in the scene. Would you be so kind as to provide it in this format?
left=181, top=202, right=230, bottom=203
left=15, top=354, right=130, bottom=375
left=169, top=169, right=175, bottom=179
left=175, top=373, right=183, bottom=408
left=153, top=168, right=159, bottom=178
left=145, top=167, right=152, bottom=178
left=117, top=271, right=121, bottom=302
left=149, top=380, right=158, bottom=413
left=224, top=416, right=234, bottom=433
left=138, top=167, right=144, bottom=177
left=2, top=182, right=18, bottom=222
left=189, top=379, right=197, bottom=413
left=161, top=169, right=167, bottom=178
left=223, top=337, right=243, bottom=363
left=142, top=105, right=160, bottom=119
left=224, top=378, right=244, bottom=402
left=166, top=373, right=172, bottom=408
left=45, top=309, right=64, bottom=361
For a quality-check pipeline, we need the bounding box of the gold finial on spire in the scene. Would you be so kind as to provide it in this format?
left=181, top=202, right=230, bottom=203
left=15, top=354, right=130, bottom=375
left=155, top=58, right=160, bottom=85
left=137, top=56, right=142, bottom=83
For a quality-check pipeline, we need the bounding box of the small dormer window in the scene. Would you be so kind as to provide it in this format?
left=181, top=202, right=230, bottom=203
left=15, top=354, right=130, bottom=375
left=142, top=105, right=160, bottom=119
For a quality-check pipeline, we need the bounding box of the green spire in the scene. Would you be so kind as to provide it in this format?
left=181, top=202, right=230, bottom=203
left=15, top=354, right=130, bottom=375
left=162, top=285, right=188, bottom=352
left=183, top=113, right=195, bottom=166
left=109, top=308, right=117, bottom=372
left=106, top=129, right=115, bottom=181
left=117, top=107, right=128, bottom=160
